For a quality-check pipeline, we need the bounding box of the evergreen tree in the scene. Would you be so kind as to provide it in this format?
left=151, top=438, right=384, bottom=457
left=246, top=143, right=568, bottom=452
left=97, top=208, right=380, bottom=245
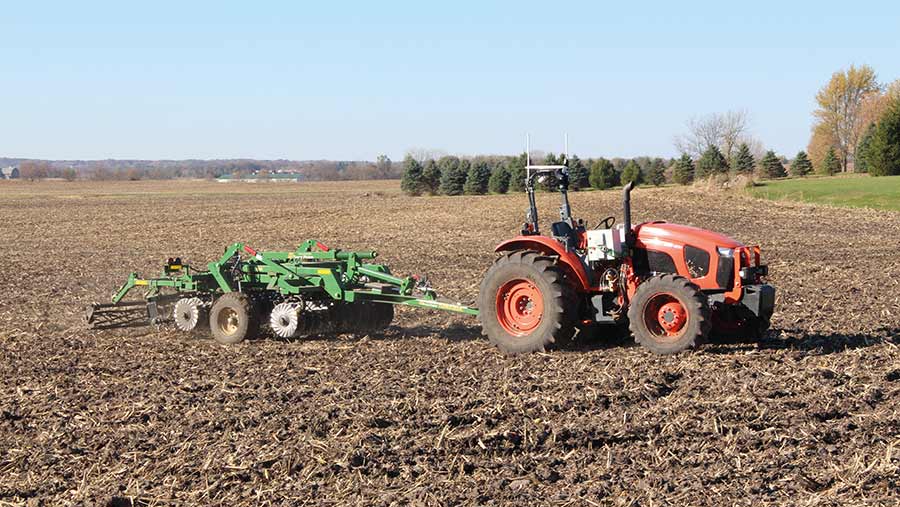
left=759, top=150, right=787, bottom=179
left=507, top=153, right=528, bottom=192
left=620, top=160, right=643, bottom=185
left=647, top=158, right=666, bottom=186
left=867, top=98, right=900, bottom=176
left=818, top=147, right=840, bottom=176
left=487, top=163, right=511, bottom=194
left=672, top=154, right=695, bottom=185
left=463, top=160, right=491, bottom=195
left=589, top=158, right=618, bottom=189
left=732, top=143, right=755, bottom=174
left=455, top=160, right=472, bottom=192
left=421, top=159, right=441, bottom=194
left=438, top=156, right=467, bottom=195
left=400, top=155, right=424, bottom=195
left=696, top=145, right=729, bottom=179
left=789, top=151, right=813, bottom=177
left=854, top=123, right=876, bottom=174
left=567, top=154, right=589, bottom=190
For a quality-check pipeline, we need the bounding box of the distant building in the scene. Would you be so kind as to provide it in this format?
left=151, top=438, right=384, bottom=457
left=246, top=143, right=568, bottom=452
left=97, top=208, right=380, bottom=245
left=0, top=166, right=19, bottom=179
left=216, top=172, right=304, bottom=183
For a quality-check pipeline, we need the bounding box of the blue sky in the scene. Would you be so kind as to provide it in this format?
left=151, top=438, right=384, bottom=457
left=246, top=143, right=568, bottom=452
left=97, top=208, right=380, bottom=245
left=2, top=1, right=898, bottom=161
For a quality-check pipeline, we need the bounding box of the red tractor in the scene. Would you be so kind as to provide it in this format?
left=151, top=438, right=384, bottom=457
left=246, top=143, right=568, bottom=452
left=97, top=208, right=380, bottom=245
left=478, top=163, right=775, bottom=354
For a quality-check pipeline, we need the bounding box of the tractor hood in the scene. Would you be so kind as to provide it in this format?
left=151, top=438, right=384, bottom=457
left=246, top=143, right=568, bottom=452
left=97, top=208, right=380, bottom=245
left=634, top=221, right=743, bottom=250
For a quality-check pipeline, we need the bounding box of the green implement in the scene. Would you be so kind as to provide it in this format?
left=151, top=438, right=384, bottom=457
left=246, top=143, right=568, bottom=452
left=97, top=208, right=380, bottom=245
left=86, top=240, right=477, bottom=343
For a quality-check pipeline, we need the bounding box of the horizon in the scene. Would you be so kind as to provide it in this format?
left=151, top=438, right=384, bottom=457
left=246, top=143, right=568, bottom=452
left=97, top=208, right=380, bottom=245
left=2, top=1, right=899, bottom=161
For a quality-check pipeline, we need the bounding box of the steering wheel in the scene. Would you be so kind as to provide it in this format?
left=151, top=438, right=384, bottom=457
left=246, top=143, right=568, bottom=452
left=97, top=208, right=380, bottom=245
left=594, top=216, right=615, bottom=229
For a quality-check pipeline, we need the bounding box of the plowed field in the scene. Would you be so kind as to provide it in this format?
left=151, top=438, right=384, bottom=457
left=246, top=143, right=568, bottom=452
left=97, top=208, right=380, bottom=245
left=1, top=180, right=898, bottom=506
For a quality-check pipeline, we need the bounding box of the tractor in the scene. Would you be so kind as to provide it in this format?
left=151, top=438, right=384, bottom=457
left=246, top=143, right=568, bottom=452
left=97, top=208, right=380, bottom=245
left=478, top=162, right=775, bottom=354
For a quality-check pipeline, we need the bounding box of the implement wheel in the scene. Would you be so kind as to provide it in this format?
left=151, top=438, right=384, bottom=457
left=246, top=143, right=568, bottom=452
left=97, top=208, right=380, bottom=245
left=270, top=302, right=302, bottom=339
left=627, top=274, right=710, bottom=354
left=478, top=251, right=576, bottom=355
left=209, top=292, right=259, bottom=344
left=173, top=297, right=207, bottom=333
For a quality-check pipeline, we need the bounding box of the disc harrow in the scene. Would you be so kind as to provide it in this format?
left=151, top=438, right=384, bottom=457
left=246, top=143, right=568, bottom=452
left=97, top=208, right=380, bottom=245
left=86, top=240, right=475, bottom=344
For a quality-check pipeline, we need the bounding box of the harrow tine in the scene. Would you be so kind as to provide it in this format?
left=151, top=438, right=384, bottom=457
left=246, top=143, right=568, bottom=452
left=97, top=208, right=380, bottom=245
left=84, top=301, right=151, bottom=330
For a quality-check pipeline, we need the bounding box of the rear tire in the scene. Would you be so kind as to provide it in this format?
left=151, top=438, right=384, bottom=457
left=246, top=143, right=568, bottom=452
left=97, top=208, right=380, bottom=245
left=478, top=251, right=576, bottom=355
left=209, top=292, right=259, bottom=344
left=628, top=274, right=711, bottom=354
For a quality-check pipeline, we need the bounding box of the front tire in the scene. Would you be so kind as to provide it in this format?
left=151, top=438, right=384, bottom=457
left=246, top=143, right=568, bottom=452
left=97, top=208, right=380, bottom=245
left=627, top=274, right=711, bottom=354
left=478, top=251, right=576, bottom=355
left=209, top=292, right=259, bottom=344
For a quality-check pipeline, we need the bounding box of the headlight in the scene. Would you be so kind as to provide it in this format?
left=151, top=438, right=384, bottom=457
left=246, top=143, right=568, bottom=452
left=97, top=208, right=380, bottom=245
left=740, top=265, right=768, bottom=282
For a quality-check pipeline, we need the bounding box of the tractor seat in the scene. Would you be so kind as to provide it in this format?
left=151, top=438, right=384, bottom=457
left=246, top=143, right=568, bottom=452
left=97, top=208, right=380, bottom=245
left=551, top=221, right=578, bottom=250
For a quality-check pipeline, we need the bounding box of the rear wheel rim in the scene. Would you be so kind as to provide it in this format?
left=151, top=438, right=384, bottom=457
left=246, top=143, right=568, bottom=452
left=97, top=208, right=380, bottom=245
left=217, top=308, right=240, bottom=336
left=643, top=293, right=688, bottom=341
left=496, top=279, right=544, bottom=336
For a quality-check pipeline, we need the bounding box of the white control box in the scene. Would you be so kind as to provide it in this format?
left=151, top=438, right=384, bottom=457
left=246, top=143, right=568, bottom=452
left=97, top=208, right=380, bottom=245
left=586, top=226, right=625, bottom=261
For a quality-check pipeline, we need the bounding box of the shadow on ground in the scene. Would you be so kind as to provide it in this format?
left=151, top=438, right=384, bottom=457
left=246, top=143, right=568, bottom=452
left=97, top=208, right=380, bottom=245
left=705, top=327, right=898, bottom=355
left=389, top=323, right=483, bottom=342
left=155, top=320, right=898, bottom=358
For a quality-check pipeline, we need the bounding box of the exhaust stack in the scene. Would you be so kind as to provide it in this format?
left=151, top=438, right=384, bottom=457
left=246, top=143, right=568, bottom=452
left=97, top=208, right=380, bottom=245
left=622, top=181, right=635, bottom=247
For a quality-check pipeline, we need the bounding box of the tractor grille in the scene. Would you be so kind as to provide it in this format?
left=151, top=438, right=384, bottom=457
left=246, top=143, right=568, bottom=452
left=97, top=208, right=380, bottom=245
left=716, top=253, right=735, bottom=289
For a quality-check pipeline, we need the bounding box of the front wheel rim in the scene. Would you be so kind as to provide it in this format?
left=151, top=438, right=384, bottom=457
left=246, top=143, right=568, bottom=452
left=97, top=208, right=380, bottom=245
left=496, top=279, right=544, bottom=336
left=643, top=293, right=689, bottom=341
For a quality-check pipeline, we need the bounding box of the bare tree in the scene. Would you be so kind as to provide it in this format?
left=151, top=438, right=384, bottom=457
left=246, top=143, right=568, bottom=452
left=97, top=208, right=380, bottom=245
left=405, top=148, right=448, bottom=163
left=674, top=110, right=749, bottom=159
left=375, top=154, right=394, bottom=178
left=719, top=110, right=749, bottom=159
left=19, top=161, right=55, bottom=180
left=743, top=136, right=767, bottom=162
left=90, top=166, right=113, bottom=181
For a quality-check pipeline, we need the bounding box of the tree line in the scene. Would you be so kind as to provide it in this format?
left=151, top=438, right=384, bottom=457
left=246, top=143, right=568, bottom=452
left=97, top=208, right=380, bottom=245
left=400, top=140, right=825, bottom=196
left=808, top=64, right=900, bottom=176
left=1, top=157, right=404, bottom=181
left=401, top=153, right=667, bottom=196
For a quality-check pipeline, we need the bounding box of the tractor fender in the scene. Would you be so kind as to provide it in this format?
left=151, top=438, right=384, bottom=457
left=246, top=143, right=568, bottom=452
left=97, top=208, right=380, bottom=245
left=494, top=236, right=592, bottom=291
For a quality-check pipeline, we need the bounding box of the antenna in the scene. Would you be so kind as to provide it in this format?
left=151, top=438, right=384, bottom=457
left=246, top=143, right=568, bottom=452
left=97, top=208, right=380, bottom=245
left=525, top=133, right=531, bottom=167
left=564, top=133, right=569, bottom=165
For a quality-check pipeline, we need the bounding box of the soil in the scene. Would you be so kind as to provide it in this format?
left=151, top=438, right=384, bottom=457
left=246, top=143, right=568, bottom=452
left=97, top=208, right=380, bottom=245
left=1, top=180, right=898, bottom=506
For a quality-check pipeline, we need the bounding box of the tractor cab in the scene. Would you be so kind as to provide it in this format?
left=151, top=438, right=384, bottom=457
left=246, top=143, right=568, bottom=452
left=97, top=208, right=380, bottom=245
left=520, top=162, right=586, bottom=252
left=520, top=161, right=632, bottom=264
